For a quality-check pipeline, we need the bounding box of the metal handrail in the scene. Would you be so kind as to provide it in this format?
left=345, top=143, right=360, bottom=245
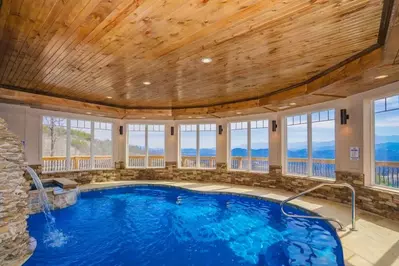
left=280, top=183, right=356, bottom=231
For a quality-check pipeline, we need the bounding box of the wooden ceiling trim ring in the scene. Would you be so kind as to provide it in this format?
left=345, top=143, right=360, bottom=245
left=378, top=0, right=395, bottom=45
left=0, top=44, right=384, bottom=114
left=312, top=94, right=347, bottom=99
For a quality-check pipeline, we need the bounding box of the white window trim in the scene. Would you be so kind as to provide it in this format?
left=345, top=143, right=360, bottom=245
left=178, top=124, right=217, bottom=169
left=126, top=124, right=166, bottom=169
left=41, top=116, right=114, bottom=172
left=282, top=110, right=336, bottom=180
left=368, top=94, right=399, bottom=190
left=227, top=120, right=270, bottom=173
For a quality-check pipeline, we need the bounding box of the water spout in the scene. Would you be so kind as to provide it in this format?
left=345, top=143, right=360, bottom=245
left=26, top=166, right=68, bottom=247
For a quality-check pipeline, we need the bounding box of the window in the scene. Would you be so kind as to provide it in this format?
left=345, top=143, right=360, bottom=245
left=373, top=95, right=399, bottom=189
left=94, top=122, right=113, bottom=169
left=179, top=124, right=216, bottom=169
left=229, top=120, right=269, bottom=172
left=42, top=116, right=113, bottom=172
left=127, top=124, right=165, bottom=168
left=42, top=117, right=67, bottom=172
left=70, top=119, right=92, bottom=170
left=285, top=110, right=335, bottom=178
left=148, top=125, right=165, bottom=168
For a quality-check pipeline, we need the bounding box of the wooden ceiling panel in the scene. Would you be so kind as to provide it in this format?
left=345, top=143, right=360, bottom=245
left=0, top=0, right=391, bottom=115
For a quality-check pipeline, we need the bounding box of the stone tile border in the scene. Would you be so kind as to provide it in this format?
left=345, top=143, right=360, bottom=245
left=79, top=180, right=399, bottom=266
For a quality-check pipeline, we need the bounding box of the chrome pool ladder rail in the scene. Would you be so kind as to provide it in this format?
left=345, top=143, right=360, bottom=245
left=280, top=183, right=356, bottom=231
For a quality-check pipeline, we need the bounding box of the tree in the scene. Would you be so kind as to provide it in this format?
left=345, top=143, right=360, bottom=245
left=43, top=117, right=65, bottom=157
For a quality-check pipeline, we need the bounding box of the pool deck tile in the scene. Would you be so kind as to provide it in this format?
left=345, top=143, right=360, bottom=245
left=80, top=180, right=399, bottom=266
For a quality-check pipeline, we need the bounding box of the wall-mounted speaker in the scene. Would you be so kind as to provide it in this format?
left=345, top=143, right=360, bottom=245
left=119, top=126, right=123, bottom=135
left=218, top=125, right=223, bottom=135
left=272, top=120, right=278, bottom=132
left=171, top=126, right=175, bottom=136
left=340, top=109, right=349, bottom=125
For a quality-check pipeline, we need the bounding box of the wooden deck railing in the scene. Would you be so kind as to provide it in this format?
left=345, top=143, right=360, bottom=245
left=180, top=156, right=216, bottom=168
left=230, top=156, right=269, bottom=172
left=42, top=155, right=113, bottom=172
left=43, top=155, right=399, bottom=188
left=287, top=158, right=335, bottom=178
left=128, top=155, right=165, bottom=168
left=375, top=161, right=399, bottom=188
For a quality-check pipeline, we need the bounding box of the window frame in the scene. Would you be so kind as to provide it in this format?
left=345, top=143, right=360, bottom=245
left=178, top=123, right=217, bottom=169
left=41, top=115, right=114, bottom=172
left=228, top=119, right=270, bottom=173
left=369, top=94, right=399, bottom=190
left=126, top=123, right=166, bottom=169
left=283, top=109, right=336, bottom=179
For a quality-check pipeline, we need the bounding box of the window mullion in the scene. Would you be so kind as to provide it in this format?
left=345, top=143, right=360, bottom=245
left=308, top=113, right=312, bottom=177
left=196, top=125, right=200, bottom=168
left=90, top=121, right=95, bottom=169
left=145, top=125, right=149, bottom=168
left=66, top=119, right=71, bottom=171
left=370, top=101, right=376, bottom=186
left=248, top=121, right=251, bottom=172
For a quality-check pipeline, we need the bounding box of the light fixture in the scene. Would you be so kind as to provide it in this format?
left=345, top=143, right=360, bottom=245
left=201, top=57, right=212, bottom=64
left=196, top=116, right=203, bottom=119
left=375, top=75, right=388, bottom=79
left=218, top=125, right=223, bottom=135
left=143, top=81, right=151, bottom=85
left=289, top=102, right=296, bottom=106
left=188, top=116, right=192, bottom=118
left=141, top=117, right=146, bottom=119
left=119, top=126, right=123, bottom=135
left=171, top=126, right=174, bottom=136
left=340, top=109, right=349, bottom=125
left=278, top=105, right=290, bottom=110
left=236, top=111, right=242, bottom=115
left=106, top=96, right=112, bottom=99
left=86, top=112, right=92, bottom=115
left=272, top=120, right=278, bottom=132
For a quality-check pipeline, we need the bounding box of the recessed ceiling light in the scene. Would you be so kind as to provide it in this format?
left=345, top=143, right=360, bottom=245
left=201, top=57, right=212, bottom=64
left=278, top=106, right=290, bottom=110
left=188, top=116, right=192, bottom=119
left=106, top=96, right=112, bottom=99
left=236, top=112, right=242, bottom=115
left=143, top=81, right=151, bottom=85
left=86, top=112, right=92, bottom=115
left=289, top=102, right=296, bottom=106
left=141, top=117, right=146, bottom=119
left=375, top=75, right=388, bottom=79
left=196, top=116, right=203, bottom=119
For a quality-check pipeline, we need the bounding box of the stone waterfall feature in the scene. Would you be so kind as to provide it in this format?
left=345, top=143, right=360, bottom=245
left=0, top=118, right=30, bottom=265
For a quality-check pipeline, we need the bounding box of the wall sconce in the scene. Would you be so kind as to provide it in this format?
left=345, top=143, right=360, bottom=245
left=119, top=126, right=123, bottom=135
left=272, top=120, right=278, bottom=132
left=340, top=109, right=349, bottom=125
left=171, top=126, right=175, bottom=136
left=218, top=125, right=223, bottom=135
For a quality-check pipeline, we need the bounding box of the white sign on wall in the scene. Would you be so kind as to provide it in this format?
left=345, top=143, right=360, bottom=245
left=350, top=147, right=360, bottom=160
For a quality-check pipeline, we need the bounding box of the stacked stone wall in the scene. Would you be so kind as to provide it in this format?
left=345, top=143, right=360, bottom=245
left=0, top=118, right=30, bottom=265
left=31, top=161, right=399, bottom=220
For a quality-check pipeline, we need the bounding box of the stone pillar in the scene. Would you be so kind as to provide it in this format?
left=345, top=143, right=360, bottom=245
left=0, top=118, right=30, bottom=265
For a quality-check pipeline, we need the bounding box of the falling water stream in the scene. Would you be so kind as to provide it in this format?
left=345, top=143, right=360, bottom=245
left=26, top=166, right=69, bottom=247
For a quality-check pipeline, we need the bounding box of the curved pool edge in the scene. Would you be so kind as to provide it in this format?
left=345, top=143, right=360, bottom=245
left=79, top=181, right=348, bottom=233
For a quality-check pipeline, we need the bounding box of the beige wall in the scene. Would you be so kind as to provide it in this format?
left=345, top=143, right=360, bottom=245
left=1, top=81, right=399, bottom=184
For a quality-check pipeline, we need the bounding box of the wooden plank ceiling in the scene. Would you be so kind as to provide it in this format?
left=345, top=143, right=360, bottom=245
left=0, top=0, right=397, bottom=119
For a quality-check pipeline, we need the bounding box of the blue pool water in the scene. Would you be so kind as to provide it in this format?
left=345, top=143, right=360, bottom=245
left=25, top=186, right=344, bottom=266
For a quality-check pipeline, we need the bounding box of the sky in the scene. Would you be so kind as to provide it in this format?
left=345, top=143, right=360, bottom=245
left=375, top=109, right=399, bottom=137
